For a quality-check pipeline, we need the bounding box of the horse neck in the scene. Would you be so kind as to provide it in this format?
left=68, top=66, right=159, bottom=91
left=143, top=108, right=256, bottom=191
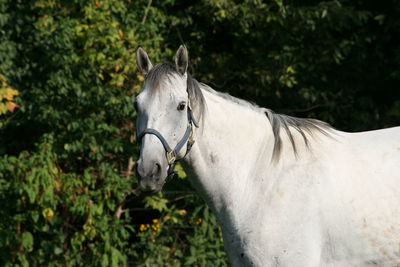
left=183, top=87, right=276, bottom=220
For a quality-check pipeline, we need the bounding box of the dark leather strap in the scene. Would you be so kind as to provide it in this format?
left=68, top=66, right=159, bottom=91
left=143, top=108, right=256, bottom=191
left=137, top=106, right=198, bottom=177
left=138, top=128, right=173, bottom=153
left=173, top=123, right=193, bottom=156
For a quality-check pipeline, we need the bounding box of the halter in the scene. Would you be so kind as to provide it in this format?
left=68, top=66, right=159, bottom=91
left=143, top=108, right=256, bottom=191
left=137, top=101, right=199, bottom=177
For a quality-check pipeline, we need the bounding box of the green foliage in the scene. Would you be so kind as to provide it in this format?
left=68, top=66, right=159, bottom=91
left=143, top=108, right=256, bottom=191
left=164, top=0, right=400, bottom=130
left=0, top=138, right=225, bottom=266
left=0, top=140, right=133, bottom=266
left=1, top=0, right=400, bottom=266
left=134, top=198, right=226, bottom=266
left=0, top=0, right=226, bottom=265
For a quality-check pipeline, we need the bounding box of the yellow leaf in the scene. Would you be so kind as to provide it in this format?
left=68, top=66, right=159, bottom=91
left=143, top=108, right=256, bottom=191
left=177, top=209, right=187, bottom=215
left=0, top=103, right=7, bottom=115
left=286, top=66, right=295, bottom=74
left=42, top=208, right=54, bottom=222
left=5, top=88, right=19, bottom=100
left=53, top=180, right=61, bottom=192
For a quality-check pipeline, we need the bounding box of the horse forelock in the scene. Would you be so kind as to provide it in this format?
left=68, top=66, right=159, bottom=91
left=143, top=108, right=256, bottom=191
left=145, top=62, right=176, bottom=90
left=144, top=62, right=206, bottom=124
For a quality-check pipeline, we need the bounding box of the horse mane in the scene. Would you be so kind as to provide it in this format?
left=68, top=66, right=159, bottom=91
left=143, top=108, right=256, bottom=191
left=145, top=63, right=332, bottom=162
left=199, top=84, right=332, bottom=161
left=263, top=109, right=332, bottom=161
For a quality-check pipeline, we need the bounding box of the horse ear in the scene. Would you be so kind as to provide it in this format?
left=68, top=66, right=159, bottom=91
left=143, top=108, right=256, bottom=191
left=175, top=45, right=188, bottom=75
left=136, top=47, right=153, bottom=75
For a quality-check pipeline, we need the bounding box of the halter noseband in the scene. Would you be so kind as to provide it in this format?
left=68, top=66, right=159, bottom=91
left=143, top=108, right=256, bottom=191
left=137, top=102, right=199, bottom=177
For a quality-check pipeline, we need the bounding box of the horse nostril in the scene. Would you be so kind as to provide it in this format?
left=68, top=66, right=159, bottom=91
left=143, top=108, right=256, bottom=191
left=136, top=160, right=162, bottom=179
left=154, top=163, right=161, bottom=175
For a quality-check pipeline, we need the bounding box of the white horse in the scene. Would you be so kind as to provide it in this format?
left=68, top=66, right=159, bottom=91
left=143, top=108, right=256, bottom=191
left=135, top=45, right=400, bottom=266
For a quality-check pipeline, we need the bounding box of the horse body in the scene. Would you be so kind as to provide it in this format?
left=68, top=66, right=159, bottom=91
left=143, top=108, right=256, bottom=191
left=183, top=87, right=400, bottom=266
left=135, top=46, right=400, bottom=266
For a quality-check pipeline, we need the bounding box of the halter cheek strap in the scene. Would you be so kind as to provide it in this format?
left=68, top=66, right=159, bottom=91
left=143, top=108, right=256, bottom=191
left=137, top=105, right=199, bottom=176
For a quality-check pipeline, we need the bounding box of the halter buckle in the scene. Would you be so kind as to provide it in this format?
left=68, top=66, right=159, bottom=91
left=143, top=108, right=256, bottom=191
left=166, top=151, right=176, bottom=164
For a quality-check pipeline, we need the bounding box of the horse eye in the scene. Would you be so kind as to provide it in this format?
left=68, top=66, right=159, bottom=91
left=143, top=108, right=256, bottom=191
left=177, top=102, right=186, bottom=111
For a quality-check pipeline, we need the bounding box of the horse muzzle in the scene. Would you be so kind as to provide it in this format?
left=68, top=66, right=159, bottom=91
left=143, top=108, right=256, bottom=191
left=136, top=158, right=166, bottom=192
